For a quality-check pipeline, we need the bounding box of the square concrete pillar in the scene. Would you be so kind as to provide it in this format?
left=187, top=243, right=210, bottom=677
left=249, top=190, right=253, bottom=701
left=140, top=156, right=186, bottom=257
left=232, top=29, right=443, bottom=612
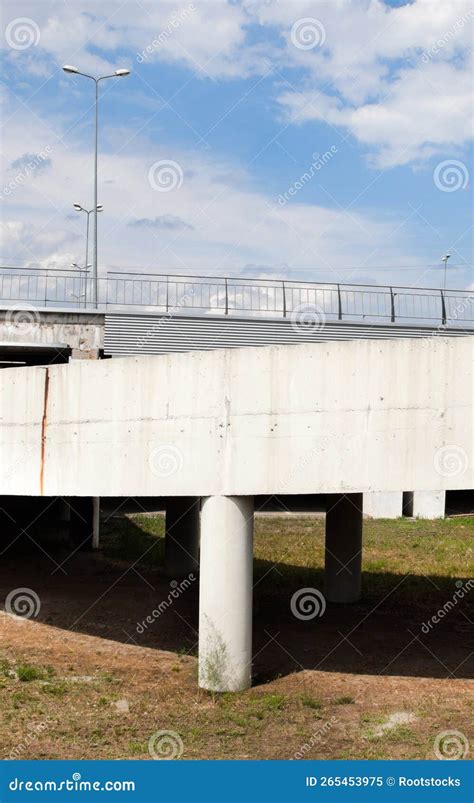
left=325, top=493, right=363, bottom=603
left=69, top=498, right=94, bottom=551
left=364, top=492, right=403, bottom=519
left=164, top=497, right=200, bottom=578
left=409, top=490, right=445, bottom=519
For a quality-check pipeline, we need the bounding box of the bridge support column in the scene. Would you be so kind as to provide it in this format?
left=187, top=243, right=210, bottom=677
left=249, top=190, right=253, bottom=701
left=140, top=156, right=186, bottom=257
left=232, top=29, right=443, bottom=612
left=364, top=492, right=402, bottom=519
left=405, top=490, right=445, bottom=519
left=69, top=498, right=94, bottom=551
left=92, top=497, right=100, bottom=549
left=198, top=495, right=254, bottom=692
left=164, top=497, right=200, bottom=578
left=325, top=493, right=363, bottom=603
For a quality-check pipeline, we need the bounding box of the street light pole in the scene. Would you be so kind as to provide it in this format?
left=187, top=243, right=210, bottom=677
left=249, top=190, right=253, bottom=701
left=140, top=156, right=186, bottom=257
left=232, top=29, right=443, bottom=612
left=94, top=78, right=98, bottom=306
left=73, top=203, right=103, bottom=306
left=441, top=254, right=451, bottom=291
left=63, top=65, right=130, bottom=307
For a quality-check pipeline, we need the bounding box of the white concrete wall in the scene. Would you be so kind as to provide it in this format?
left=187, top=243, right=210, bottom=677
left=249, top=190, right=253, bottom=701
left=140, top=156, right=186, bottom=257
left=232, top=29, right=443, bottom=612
left=0, top=309, right=104, bottom=352
left=0, top=336, right=472, bottom=497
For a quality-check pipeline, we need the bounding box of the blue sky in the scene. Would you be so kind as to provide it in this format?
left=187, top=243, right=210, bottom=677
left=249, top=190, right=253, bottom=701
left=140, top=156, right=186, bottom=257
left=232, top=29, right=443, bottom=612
left=1, top=0, right=473, bottom=289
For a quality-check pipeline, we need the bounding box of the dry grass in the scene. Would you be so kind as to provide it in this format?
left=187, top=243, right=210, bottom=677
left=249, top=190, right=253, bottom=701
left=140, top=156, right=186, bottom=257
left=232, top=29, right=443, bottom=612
left=0, top=514, right=472, bottom=760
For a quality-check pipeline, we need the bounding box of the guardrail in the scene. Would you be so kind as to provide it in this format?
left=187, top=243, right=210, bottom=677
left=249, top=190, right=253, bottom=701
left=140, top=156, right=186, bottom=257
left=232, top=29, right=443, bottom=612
left=0, top=267, right=473, bottom=327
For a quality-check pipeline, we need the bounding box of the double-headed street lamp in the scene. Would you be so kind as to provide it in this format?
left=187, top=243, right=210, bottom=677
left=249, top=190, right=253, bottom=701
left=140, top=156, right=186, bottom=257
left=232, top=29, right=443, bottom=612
left=73, top=202, right=103, bottom=274
left=62, top=65, right=130, bottom=306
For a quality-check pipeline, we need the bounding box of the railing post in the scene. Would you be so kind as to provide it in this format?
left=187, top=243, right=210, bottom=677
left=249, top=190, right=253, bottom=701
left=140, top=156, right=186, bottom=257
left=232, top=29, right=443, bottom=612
left=390, top=286, right=395, bottom=323
left=282, top=281, right=286, bottom=318
left=440, top=289, right=447, bottom=325
left=225, top=278, right=229, bottom=315
left=166, top=276, right=169, bottom=313
left=337, top=284, right=342, bottom=321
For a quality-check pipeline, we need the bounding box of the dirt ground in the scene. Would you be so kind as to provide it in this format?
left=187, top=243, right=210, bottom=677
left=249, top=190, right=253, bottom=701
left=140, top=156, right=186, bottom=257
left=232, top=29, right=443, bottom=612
left=0, top=514, right=472, bottom=760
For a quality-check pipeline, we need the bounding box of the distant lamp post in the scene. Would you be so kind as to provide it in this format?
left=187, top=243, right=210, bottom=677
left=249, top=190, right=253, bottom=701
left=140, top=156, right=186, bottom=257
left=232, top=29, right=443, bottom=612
left=62, top=65, right=131, bottom=306
left=441, top=254, right=451, bottom=290
left=71, top=262, right=91, bottom=308
left=73, top=203, right=103, bottom=276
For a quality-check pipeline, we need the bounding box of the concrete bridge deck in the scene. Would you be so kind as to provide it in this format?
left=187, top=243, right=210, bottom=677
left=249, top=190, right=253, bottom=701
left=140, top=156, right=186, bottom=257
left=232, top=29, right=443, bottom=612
left=1, top=335, right=472, bottom=691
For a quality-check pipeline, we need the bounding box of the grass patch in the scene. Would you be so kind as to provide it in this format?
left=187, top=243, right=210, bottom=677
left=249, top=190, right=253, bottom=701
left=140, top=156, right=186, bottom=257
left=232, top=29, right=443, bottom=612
left=334, top=696, right=355, bottom=705
left=17, top=664, right=47, bottom=683
left=301, top=695, right=323, bottom=710
left=100, top=514, right=164, bottom=567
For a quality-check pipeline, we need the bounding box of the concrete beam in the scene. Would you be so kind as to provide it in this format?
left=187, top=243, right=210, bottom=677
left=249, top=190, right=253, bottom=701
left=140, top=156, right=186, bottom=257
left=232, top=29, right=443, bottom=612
left=1, top=337, right=472, bottom=497
left=164, top=497, right=200, bottom=577
left=325, top=493, right=363, bottom=603
left=364, top=491, right=403, bottom=519
left=198, top=495, right=254, bottom=692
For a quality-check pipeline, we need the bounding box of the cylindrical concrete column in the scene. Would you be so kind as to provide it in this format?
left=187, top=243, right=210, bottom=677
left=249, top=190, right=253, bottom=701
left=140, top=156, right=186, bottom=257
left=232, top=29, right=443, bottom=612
left=325, top=493, right=363, bottom=603
left=198, top=495, right=254, bottom=692
left=92, top=497, right=100, bottom=549
left=164, top=497, right=200, bottom=577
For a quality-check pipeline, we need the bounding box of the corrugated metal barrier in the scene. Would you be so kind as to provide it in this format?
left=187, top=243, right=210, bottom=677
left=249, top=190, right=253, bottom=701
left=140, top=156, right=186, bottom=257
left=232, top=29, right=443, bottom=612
left=104, top=313, right=474, bottom=356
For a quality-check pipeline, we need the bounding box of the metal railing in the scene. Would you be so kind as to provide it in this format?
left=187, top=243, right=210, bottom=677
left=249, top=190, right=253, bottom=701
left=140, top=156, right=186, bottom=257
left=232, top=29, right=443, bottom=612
left=1, top=266, right=473, bottom=327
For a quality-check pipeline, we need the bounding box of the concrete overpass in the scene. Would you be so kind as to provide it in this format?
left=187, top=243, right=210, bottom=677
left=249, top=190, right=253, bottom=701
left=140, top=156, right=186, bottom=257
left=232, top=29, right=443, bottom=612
left=2, top=269, right=473, bottom=518
left=1, top=335, right=472, bottom=691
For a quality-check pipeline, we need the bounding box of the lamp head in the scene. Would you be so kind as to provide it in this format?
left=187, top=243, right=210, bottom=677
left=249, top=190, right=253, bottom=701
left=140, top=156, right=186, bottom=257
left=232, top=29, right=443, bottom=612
left=115, top=69, right=130, bottom=76
left=63, top=65, right=79, bottom=74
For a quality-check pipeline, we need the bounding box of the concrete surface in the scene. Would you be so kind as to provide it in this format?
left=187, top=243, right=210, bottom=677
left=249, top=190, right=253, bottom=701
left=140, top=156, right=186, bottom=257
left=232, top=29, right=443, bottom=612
left=1, top=336, right=472, bottom=498
left=364, top=492, right=403, bottom=519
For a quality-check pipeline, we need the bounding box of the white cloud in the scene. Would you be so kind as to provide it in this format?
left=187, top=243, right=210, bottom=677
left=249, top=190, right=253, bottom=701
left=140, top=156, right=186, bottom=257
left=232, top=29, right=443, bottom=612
left=2, top=0, right=472, bottom=167
left=1, top=95, right=424, bottom=286
left=267, top=0, right=474, bottom=166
